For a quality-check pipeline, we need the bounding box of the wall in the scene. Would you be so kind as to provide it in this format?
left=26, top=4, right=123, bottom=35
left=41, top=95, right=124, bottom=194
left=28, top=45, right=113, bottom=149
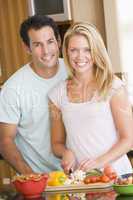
left=0, top=0, right=29, bottom=185
left=71, top=0, right=106, bottom=43
left=103, top=0, right=122, bottom=73
left=103, top=0, right=133, bottom=103
left=0, top=0, right=107, bottom=84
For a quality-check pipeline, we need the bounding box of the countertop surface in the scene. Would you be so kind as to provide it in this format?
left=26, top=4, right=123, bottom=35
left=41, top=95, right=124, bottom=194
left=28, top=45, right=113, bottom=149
left=0, top=185, right=132, bottom=200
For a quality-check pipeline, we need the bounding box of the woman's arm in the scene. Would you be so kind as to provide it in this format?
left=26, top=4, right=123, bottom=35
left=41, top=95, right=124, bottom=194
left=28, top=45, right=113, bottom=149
left=49, top=100, right=76, bottom=173
left=78, top=87, right=133, bottom=171
left=101, top=86, right=133, bottom=163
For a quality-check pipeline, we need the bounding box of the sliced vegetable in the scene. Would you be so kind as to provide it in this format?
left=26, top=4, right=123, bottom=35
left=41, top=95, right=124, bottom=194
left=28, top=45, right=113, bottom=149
left=86, top=169, right=102, bottom=177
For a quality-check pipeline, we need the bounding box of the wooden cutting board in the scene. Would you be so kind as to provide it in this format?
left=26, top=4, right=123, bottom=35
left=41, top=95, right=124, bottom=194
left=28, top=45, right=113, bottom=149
left=45, top=182, right=113, bottom=193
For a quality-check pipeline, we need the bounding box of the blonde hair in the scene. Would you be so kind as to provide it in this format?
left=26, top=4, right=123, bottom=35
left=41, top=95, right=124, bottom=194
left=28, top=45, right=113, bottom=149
left=62, top=22, right=114, bottom=97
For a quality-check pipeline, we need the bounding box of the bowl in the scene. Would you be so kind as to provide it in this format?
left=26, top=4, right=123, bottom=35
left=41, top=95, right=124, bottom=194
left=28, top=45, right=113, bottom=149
left=116, top=196, right=133, bottom=200
left=12, top=173, right=48, bottom=199
left=113, top=173, right=133, bottom=196
left=114, top=184, right=133, bottom=196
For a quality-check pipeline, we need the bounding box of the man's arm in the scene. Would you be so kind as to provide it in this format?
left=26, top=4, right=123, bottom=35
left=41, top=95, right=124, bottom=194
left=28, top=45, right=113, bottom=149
left=0, top=122, right=33, bottom=174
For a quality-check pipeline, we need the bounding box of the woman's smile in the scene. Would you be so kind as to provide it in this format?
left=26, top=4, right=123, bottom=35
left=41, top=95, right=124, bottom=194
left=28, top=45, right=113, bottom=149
left=68, top=34, right=93, bottom=74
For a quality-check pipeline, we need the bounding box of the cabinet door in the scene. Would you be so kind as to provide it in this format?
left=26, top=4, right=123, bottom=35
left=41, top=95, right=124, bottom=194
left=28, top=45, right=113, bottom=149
left=0, top=0, right=30, bottom=85
left=0, top=160, right=16, bottom=189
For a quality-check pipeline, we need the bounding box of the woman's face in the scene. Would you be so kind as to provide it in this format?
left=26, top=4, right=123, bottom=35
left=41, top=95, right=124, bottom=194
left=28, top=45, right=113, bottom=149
left=67, top=34, right=94, bottom=75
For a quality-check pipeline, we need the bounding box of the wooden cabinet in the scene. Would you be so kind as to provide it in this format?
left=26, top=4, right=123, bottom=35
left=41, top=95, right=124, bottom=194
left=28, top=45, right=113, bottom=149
left=0, top=160, right=16, bottom=189
left=0, top=0, right=107, bottom=85
left=0, top=1, right=28, bottom=189
left=0, top=0, right=30, bottom=84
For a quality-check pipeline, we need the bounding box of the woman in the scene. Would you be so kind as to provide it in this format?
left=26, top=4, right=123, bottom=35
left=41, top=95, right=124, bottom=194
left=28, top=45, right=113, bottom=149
left=48, top=22, right=133, bottom=175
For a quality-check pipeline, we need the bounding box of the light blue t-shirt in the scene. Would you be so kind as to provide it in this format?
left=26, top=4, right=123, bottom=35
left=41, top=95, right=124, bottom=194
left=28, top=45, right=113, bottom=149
left=0, top=58, right=67, bottom=173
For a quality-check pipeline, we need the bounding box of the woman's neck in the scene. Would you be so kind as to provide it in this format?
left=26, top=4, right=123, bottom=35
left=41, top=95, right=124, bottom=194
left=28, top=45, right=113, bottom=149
left=73, top=71, right=94, bottom=87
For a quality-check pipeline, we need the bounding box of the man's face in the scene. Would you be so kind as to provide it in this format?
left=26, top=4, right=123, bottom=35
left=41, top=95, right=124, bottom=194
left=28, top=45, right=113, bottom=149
left=28, top=26, right=60, bottom=70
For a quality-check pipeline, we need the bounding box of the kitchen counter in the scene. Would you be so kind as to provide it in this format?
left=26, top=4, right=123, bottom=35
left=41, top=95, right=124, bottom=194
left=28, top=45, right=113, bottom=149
left=0, top=184, right=131, bottom=200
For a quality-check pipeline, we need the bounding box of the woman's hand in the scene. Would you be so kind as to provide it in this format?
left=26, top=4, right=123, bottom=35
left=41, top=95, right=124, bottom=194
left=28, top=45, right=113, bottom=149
left=78, top=158, right=102, bottom=172
left=61, top=149, right=77, bottom=174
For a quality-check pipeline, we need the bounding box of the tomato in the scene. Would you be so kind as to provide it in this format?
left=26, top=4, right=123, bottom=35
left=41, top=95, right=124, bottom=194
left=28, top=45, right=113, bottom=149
left=89, top=176, right=99, bottom=183
left=108, top=172, right=117, bottom=180
left=84, top=174, right=103, bottom=184
left=100, top=175, right=110, bottom=183
left=103, top=165, right=116, bottom=176
left=84, top=176, right=91, bottom=184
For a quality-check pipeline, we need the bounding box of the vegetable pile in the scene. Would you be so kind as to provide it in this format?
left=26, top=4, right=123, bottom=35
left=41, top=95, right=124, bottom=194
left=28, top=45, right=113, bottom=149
left=47, top=165, right=117, bottom=186
left=12, top=173, right=48, bottom=182
left=116, top=175, right=133, bottom=185
left=84, top=166, right=117, bottom=184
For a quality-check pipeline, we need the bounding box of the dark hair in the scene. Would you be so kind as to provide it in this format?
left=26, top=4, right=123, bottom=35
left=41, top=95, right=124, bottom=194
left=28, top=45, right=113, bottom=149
left=20, top=15, right=60, bottom=47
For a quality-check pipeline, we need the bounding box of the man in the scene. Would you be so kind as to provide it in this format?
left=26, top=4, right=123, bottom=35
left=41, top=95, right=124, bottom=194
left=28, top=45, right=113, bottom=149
left=0, top=15, right=67, bottom=174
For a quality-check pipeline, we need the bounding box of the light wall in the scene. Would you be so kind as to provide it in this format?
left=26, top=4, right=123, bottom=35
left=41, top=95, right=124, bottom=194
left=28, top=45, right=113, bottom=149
left=71, top=0, right=106, bottom=43
left=103, top=0, right=123, bottom=73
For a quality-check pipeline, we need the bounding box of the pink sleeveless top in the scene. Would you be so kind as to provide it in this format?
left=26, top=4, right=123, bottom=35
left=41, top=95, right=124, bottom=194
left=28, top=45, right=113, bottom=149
left=49, top=77, right=132, bottom=175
